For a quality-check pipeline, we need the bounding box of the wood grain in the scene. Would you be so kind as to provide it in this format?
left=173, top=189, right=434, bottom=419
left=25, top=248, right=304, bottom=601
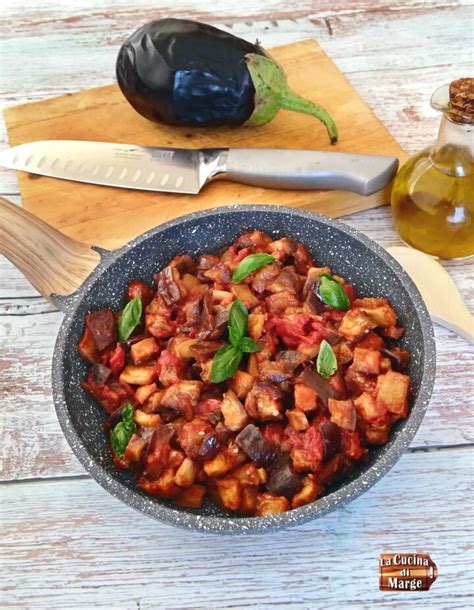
left=3, top=39, right=407, bottom=249
left=1, top=447, right=473, bottom=608
left=0, top=286, right=472, bottom=482
left=0, top=196, right=101, bottom=299
left=0, top=2, right=473, bottom=608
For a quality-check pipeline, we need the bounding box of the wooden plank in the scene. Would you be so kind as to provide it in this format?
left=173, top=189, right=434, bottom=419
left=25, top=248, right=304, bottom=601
left=1, top=447, right=472, bottom=608
left=0, top=293, right=472, bottom=482
left=1, top=5, right=471, bottom=196
left=3, top=39, right=407, bottom=249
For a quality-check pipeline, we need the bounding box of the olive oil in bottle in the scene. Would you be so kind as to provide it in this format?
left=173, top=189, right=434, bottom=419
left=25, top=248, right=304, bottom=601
left=391, top=78, right=474, bottom=259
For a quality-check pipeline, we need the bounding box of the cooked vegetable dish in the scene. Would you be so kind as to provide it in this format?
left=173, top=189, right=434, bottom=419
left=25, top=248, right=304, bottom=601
left=78, top=231, right=410, bottom=517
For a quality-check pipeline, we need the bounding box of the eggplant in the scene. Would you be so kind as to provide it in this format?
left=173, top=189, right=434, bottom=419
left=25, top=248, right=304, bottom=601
left=266, top=452, right=302, bottom=499
left=116, top=18, right=337, bottom=142
left=235, top=424, right=276, bottom=467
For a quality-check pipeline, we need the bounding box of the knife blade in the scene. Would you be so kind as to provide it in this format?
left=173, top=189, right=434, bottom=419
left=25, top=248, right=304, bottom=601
left=0, top=140, right=399, bottom=196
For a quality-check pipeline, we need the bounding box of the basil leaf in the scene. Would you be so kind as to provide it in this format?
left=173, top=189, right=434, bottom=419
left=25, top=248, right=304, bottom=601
left=232, top=253, right=275, bottom=284
left=318, top=274, right=350, bottom=310
left=228, top=299, right=248, bottom=347
left=111, top=404, right=136, bottom=458
left=211, top=344, right=243, bottom=383
left=238, top=337, right=261, bottom=353
left=316, top=339, right=338, bottom=379
left=118, top=297, right=142, bottom=342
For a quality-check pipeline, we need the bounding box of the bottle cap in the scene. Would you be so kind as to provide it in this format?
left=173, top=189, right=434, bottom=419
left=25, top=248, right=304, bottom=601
left=449, top=78, right=474, bottom=124
left=431, top=77, right=474, bottom=124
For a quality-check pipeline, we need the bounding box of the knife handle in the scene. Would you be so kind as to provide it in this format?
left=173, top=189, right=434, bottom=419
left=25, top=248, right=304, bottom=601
left=223, top=148, right=399, bottom=196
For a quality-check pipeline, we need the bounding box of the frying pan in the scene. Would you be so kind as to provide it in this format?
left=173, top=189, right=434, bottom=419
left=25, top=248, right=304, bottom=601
left=0, top=197, right=436, bottom=534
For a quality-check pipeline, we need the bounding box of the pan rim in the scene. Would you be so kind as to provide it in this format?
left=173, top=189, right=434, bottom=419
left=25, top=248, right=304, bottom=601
left=52, top=204, right=436, bottom=534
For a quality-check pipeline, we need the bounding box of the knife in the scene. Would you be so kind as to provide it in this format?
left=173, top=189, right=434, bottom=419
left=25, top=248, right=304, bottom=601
left=0, top=140, right=398, bottom=196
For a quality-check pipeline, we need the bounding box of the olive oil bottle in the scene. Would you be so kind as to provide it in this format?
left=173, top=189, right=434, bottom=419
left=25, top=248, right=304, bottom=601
left=391, top=78, right=474, bottom=259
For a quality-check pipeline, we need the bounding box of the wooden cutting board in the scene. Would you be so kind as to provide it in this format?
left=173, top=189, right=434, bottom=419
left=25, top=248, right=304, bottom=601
left=4, top=39, right=406, bottom=250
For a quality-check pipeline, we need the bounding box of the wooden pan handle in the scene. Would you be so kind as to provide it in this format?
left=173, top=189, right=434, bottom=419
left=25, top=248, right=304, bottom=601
left=0, top=196, right=101, bottom=301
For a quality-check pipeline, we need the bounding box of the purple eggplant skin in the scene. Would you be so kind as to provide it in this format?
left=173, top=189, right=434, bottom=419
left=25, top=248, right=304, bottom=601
left=116, top=18, right=265, bottom=127
left=116, top=18, right=338, bottom=141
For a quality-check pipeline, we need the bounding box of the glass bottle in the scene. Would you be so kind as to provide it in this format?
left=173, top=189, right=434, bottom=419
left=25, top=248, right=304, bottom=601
left=391, top=78, right=474, bottom=259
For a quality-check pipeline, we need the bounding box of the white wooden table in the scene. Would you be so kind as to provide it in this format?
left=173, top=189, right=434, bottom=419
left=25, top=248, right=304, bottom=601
left=1, top=1, right=473, bottom=608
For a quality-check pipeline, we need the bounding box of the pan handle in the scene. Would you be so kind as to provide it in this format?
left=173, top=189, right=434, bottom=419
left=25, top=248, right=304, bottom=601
left=0, top=196, right=101, bottom=304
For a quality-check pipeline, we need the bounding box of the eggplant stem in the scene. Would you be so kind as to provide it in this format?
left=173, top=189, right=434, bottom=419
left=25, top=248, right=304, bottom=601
left=279, top=89, right=338, bottom=143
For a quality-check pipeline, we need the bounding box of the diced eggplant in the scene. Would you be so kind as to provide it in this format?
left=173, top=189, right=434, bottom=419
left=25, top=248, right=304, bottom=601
left=173, top=484, right=206, bottom=509
left=258, top=360, right=296, bottom=384
left=160, top=380, right=203, bottom=421
left=328, top=398, right=357, bottom=431
left=352, top=347, right=381, bottom=375
left=266, top=452, right=302, bottom=499
left=255, top=492, right=290, bottom=516
left=175, top=457, right=199, bottom=487
left=286, top=409, right=309, bottom=432
left=235, top=230, right=272, bottom=250
left=251, top=262, right=281, bottom=293
left=353, top=297, right=397, bottom=328
left=301, top=367, right=339, bottom=405
left=216, top=476, right=242, bottom=511
left=155, top=265, right=184, bottom=306
left=294, top=383, right=318, bottom=413
left=143, top=424, right=174, bottom=478
left=318, top=420, right=341, bottom=462
left=380, top=347, right=410, bottom=372
left=169, top=254, right=195, bottom=275
left=120, top=365, right=156, bottom=386
left=244, top=381, right=283, bottom=420
left=221, top=389, right=250, bottom=432
left=267, top=267, right=302, bottom=296
left=77, top=327, right=99, bottom=363
left=338, top=309, right=376, bottom=341
left=231, top=284, right=260, bottom=309
left=230, top=370, right=255, bottom=400
left=86, top=309, right=117, bottom=351
left=130, top=337, right=160, bottom=365
left=203, top=262, right=231, bottom=285
left=231, top=462, right=260, bottom=486
left=91, top=363, right=111, bottom=385
left=291, top=474, right=322, bottom=509
left=267, top=237, right=297, bottom=261
left=375, top=371, right=410, bottom=417
left=235, top=424, right=275, bottom=467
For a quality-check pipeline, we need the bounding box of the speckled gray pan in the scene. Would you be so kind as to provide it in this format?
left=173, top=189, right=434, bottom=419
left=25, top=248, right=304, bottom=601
left=51, top=205, right=435, bottom=534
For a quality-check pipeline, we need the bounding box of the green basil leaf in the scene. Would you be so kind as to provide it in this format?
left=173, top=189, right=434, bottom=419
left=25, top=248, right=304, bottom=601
left=318, top=274, right=350, bottom=310
left=211, top=344, right=243, bottom=383
left=316, top=339, right=338, bottom=379
left=232, top=253, right=276, bottom=284
left=238, top=336, right=261, bottom=353
left=118, top=297, right=142, bottom=342
left=111, top=404, right=136, bottom=458
left=228, top=299, right=248, bottom=347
